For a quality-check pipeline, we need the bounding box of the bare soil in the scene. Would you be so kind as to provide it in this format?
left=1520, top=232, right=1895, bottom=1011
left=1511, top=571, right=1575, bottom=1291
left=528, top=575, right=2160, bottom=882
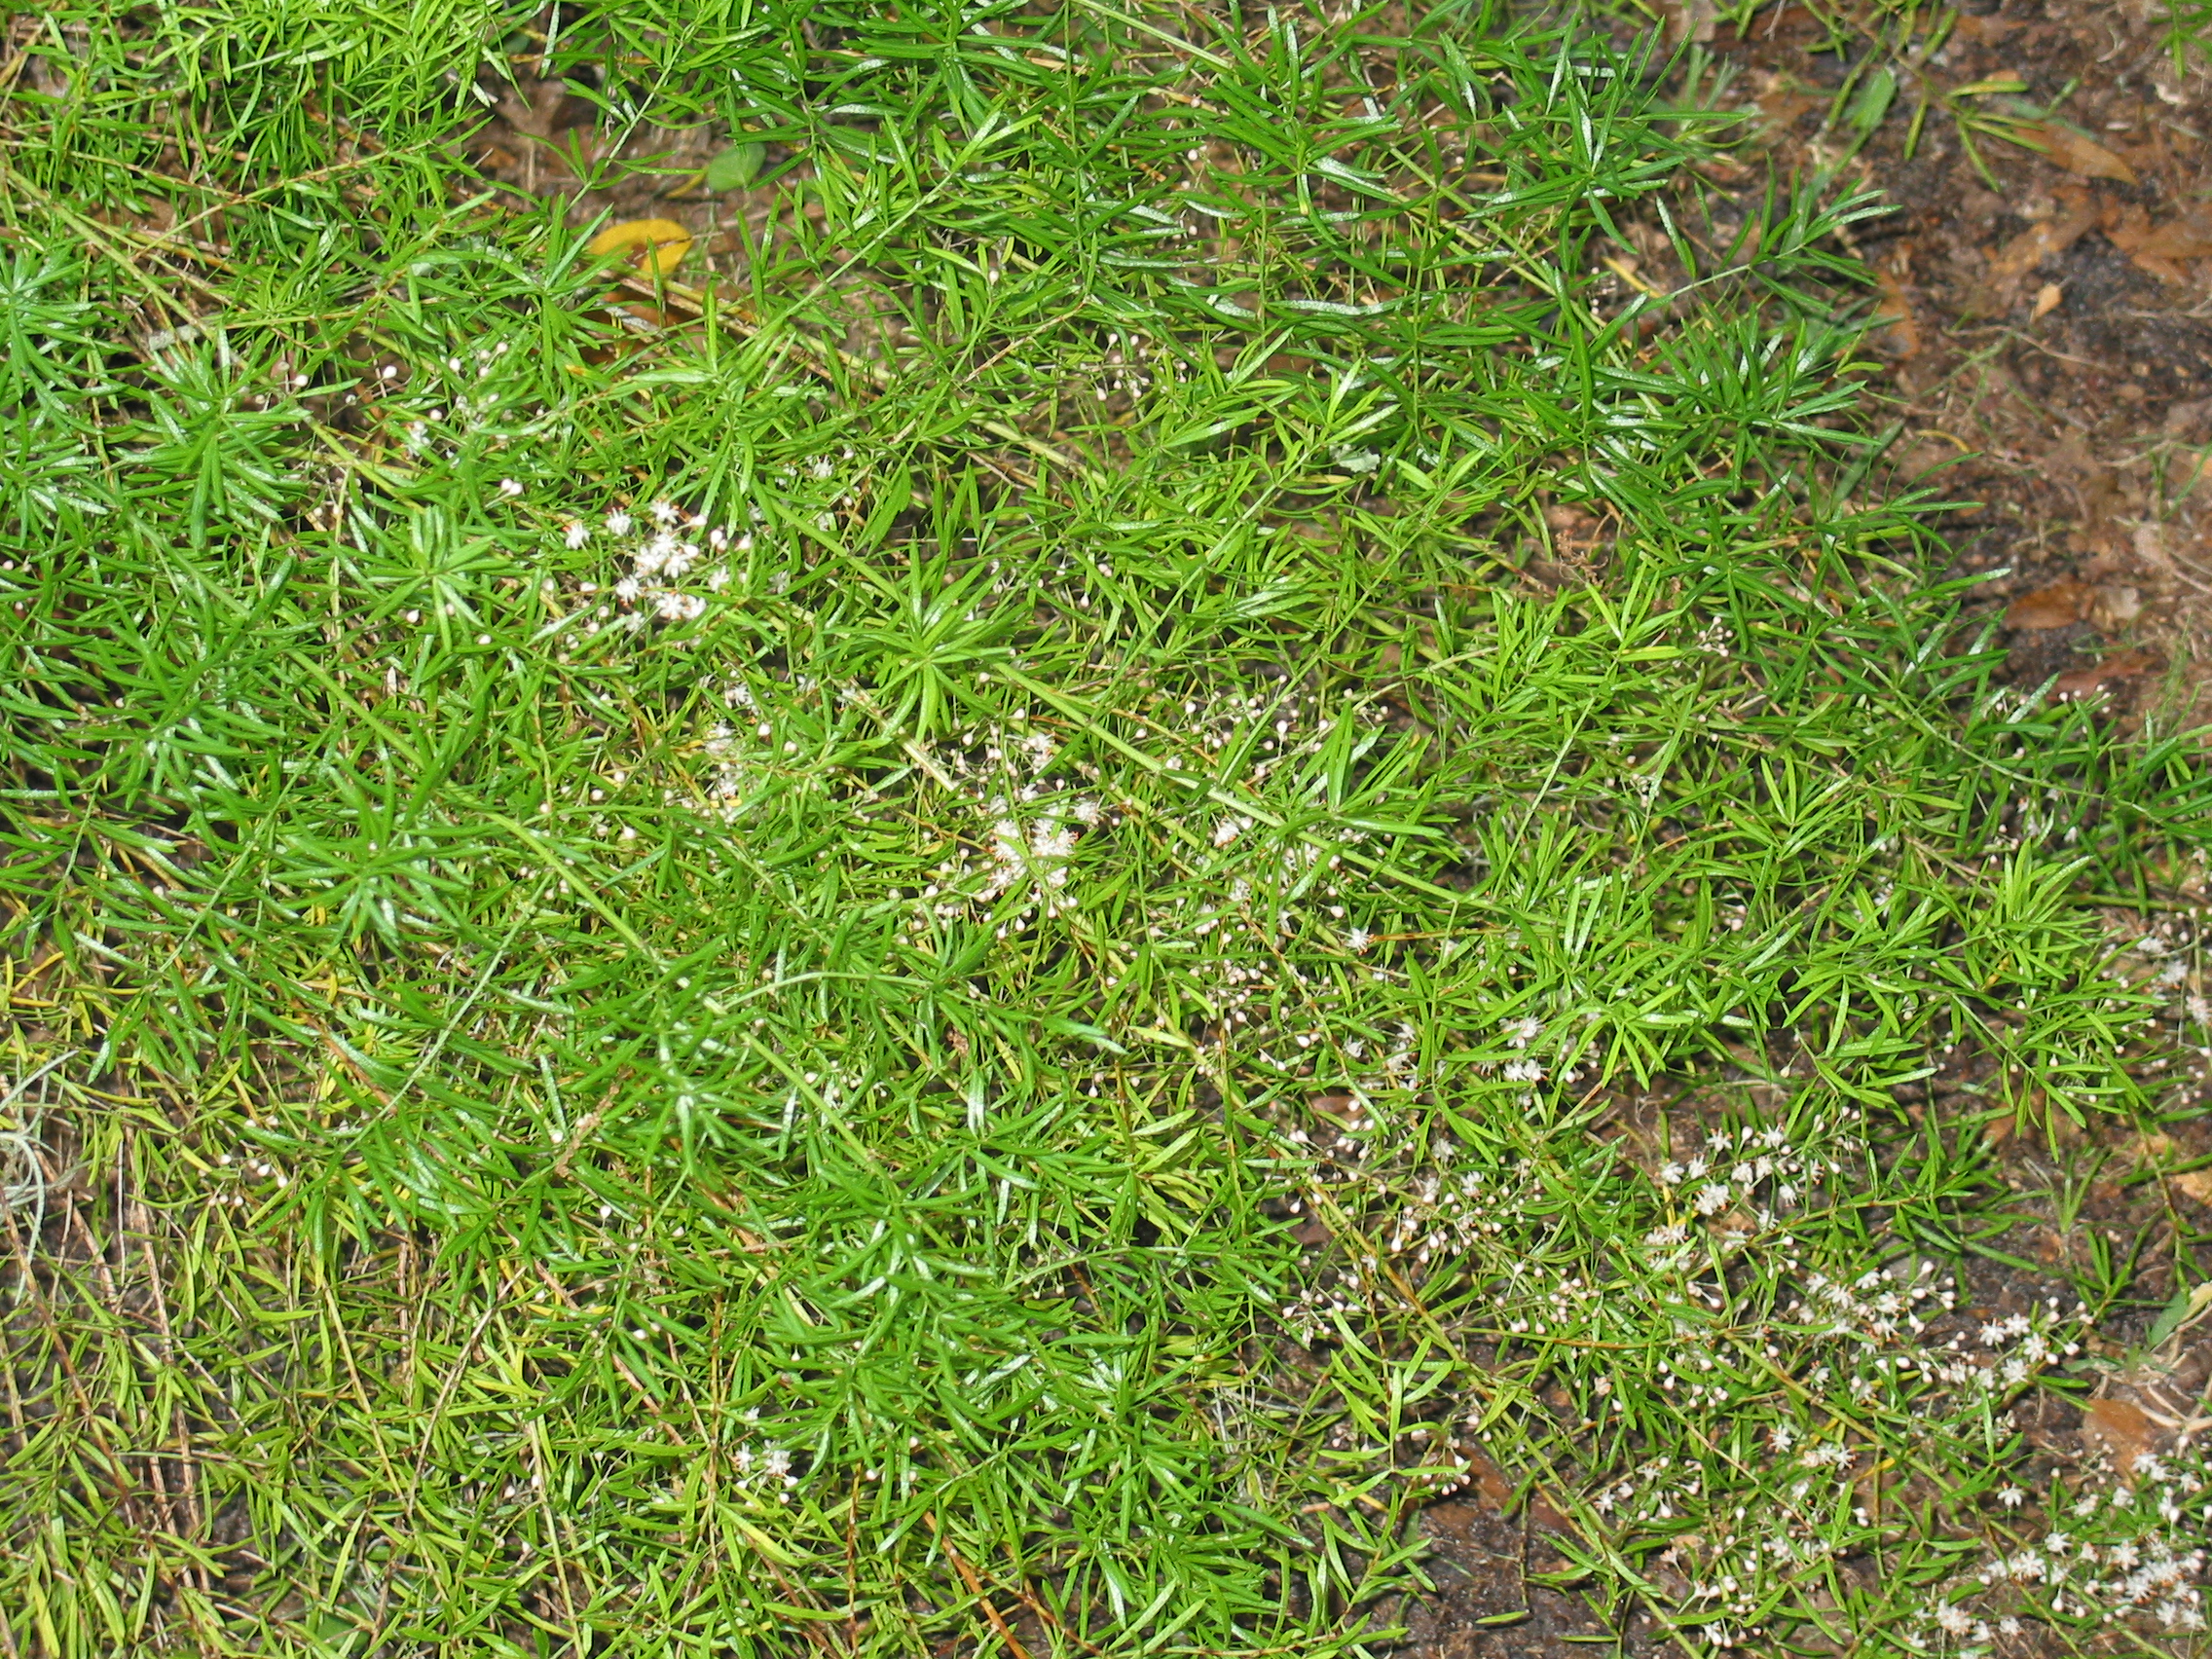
left=1710, top=0, right=2212, bottom=729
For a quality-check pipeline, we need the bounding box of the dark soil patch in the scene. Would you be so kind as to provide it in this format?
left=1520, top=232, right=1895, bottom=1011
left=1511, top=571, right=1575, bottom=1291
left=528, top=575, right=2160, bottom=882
left=1700, top=0, right=2212, bottom=730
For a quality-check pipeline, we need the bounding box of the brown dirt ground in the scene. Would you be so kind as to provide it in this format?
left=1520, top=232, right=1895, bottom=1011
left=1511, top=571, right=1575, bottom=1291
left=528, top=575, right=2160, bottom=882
left=1701, top=0, right=2212, bottom=732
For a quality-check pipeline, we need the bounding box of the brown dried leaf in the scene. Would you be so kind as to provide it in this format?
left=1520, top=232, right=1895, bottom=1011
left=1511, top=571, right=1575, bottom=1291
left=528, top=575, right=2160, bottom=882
left=1663, top=0, right=1718, bottom=45
left=1951, top=14, right=2025, bottom=43
left=1986, top=198, right=2100, bottom=282
left=2031, top=281, right=2064, bottom=321
left=1873, top=270, right=1920, bottom=356
left=2176, top=1166, right=2212, bottom=1206
left=2109, top=206, right=2212, bottom=261
left=2107, top=207, right=2212, bottom=284
left=2092, top=584, right=2143, bottom=628
left=2053, top=647, right=2157, bottom=700
left=1757, top=86, right=1822, bottom=122
left=2133, top=520, right=2175, bottom=571
left=1462, top=1446, right=1572, bottom=1533
left=2081, top=1396, right=2154, bottom=1474
left=2021, top=122, right=2140, bottom=185
left=2005, top=580, right=2090, bottom=630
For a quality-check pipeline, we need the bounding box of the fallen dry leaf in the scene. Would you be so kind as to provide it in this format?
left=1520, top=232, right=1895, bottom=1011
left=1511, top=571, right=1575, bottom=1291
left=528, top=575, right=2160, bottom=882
left=1872, top=269, right=1920, bottom=356
left=1986, top=196, right=2099, bottom=283
left=2106, top=206, right=2212, bottom=284
left=2082, top=1395, right=2155, bottom=1474
left=2092, top=584, right=2143, bottom=628
left=1951, top=13, right=2025, bottom=43
left=2031, top=281, right=2064, bottom=321
left=2176, top=1166, right=2212, bottom=1206
left=2053, top=647, right=2157, bottom=700
left=1753, top=84, right=1824, bottom=141
left=2020, top=122, right=2139, bottom=185
left=1663, top=0, right=1717, bottom=44
left=586, top=217, right=693, bottom=278
left=2005, top=580, right=2090, bottom=630
left=1462, top=1445, right=1573, bottom=1533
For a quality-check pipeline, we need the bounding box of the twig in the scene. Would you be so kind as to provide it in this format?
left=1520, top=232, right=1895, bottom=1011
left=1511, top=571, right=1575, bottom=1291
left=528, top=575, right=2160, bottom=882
left=925, top=1513, right=1035, bottom=1659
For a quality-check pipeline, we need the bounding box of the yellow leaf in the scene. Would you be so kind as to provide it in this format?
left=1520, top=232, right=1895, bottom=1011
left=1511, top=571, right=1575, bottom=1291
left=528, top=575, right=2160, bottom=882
left=586, top=217, right=693, bottom=277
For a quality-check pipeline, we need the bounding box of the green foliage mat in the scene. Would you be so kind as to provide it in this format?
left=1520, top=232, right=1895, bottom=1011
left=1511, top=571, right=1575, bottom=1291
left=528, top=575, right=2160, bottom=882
left=3, top=2, right=2209, bottom=1654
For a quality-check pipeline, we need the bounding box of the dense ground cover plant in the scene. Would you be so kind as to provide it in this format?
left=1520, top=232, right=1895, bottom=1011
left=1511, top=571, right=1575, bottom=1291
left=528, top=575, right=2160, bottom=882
left=1, top=1, right=2207, bottom=1654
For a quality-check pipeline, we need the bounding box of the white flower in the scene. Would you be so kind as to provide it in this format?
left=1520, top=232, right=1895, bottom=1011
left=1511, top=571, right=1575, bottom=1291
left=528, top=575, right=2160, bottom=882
left=656, top=591, right=706, bottom=622
left=1346, top=927, right=1371, bottom=953
left=650, top=498, right=680, bottom=525
left=564, top=521, right=590, bottom=550
left=1657, top=1161, right=1684, bottom=1186
left=1997, top=1485, right=2025, bottom=1509
left=606, top=509, right=633, bottom=535
left=498, top=477, right=524, bottom=498
left=1694, top=1182, right=1731, bottom=1216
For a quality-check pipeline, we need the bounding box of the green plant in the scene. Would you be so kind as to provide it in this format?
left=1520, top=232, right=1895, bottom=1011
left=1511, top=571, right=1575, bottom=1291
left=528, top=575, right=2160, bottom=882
left=1, top=3, right=2206, bottom=1655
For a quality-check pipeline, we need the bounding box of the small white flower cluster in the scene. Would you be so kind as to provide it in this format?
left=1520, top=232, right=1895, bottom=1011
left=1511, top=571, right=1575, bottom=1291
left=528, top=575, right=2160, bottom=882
left=731, top=1437, right=800, bottom=1503
left=1650, top=1119, right=1841, bottom=1245
left=1932, top=1452, right=2212, bottom=1643
left=1275, top=1145, right=1537, bottom=1343
left=886, top=722, right=1103, bottom=941
left=562, top=499, right=737, bottom=631
left=208, top=1141, right=290, bottom=1204
left=1149, top=684, right=1386, bottom=781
